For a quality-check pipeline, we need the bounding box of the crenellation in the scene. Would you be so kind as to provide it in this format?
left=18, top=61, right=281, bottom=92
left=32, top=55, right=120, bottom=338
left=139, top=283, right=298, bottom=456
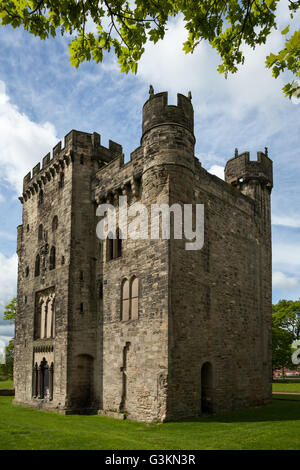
left=91, top=131, right=100, bottom=148
left=130, top=146, right=143, bottom=161
left=21, top=129, right=124, bottom=195
left=53, top=141, right=62, bottom=158
left=42, top=153, right=51, bottom=169
left=23, top=172, right=31, bottom=187
left=108, top=139, right=122, bottom=155
left=32, top=163, right=41, bottom=177
left=225, top=150, right=273, bottom=189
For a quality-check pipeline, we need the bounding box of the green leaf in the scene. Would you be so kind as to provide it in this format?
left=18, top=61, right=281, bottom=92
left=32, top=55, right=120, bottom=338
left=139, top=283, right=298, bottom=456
left=281, top=25, right=290, bottom=35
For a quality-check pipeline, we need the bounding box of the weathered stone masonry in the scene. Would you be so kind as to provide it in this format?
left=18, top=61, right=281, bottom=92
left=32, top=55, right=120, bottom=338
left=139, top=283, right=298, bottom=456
left=14, top=89, right=273, bottom=421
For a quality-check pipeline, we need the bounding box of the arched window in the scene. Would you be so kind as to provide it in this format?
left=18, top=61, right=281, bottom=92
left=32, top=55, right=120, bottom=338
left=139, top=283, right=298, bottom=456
left=38, top=189, right=44, bottom=205
left=106, top=229, right=122, bottom=261
left=49, top=363, right=54, bottom=400
left=50, top=299, right=55, bottom=338
left=49, top=246, right=56, bottom=270
left=38, top=224, right=43, bottom=241
left=32, top=363, right=38, bottom=398
left=44, top=301, right=48, bottom=338
left=130, top=277, right=139, bottom=320
left=106, top=232, right=114, bottom=261
left=121, top=277, right=139, bottom=321
left=99, top=281, right=103, bottom=299
left=59, top=173, right=64, bottom=189
left=121, top=279, right=130, bottom=321
left=35, top=254, right=40, bottom=277
left=40, top=300, right=46, bottom=338
left=39, top=358, right=49, bottom=399
left=44, top=298, right=54, bottom=338
left=52, top=215, right=58, bottom=231
left=34, top=300, right=42, bottom=339
left=114, top=228, right=122, bottom=259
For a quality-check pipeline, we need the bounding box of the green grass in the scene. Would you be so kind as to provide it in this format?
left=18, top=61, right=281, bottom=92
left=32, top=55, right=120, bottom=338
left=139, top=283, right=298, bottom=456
left=0, top=379, right=13, bottom=389
left=0, top=397, right=300, bottom=450
left=273, top=382, right=300, bottom=393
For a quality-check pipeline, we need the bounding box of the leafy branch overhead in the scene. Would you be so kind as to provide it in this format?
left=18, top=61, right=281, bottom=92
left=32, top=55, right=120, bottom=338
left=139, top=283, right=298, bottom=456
left=0, top=1, right=299, bottom=98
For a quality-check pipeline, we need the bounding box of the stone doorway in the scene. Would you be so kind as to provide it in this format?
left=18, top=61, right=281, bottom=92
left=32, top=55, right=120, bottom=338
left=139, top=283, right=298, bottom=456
left=120, top=342, right=131, bottom=412
left=201, top=362, right=213, bottom=414
left=72, top=354, right=94, bottom=408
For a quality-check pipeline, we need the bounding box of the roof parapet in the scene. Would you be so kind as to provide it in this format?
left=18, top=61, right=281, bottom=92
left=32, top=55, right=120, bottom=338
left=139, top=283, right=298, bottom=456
left=22, top=130, right=123, bottom=193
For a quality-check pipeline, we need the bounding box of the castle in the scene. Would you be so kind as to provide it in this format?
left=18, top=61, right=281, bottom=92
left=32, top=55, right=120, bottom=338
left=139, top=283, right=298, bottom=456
left=14, top=89, right=273, bottom=422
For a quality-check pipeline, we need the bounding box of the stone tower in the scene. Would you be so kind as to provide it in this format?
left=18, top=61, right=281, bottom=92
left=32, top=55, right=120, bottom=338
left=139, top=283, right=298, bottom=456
left=14, top=89, right=273, bottom=421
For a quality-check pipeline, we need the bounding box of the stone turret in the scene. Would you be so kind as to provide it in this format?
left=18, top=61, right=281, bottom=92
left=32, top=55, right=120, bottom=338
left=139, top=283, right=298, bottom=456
left=142, top=90, right=194, bottom=138
left=141, top=90, right=196, bottom=179
left=225, top=150, right=273, bottom=191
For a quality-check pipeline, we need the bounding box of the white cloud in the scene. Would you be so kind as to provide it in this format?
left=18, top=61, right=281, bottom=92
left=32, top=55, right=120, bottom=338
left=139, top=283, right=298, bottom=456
left=0, top=193, right=4, bottom=203
left=0, top=325, right=14, bottom=337
left=273, top=271, right=298, bottom=290
left=0, top=334, right=13, bottom=360
left=208, top=165, right=224, bottom=180
left=138, top=13, right=287, bottom=117
left=0, top=80, right=58, bottom=194
left=273, top=243, right=300, bottom=275
left=0, top=253, right=17, bottom=312
left=272, top=215, right=300, bottom=228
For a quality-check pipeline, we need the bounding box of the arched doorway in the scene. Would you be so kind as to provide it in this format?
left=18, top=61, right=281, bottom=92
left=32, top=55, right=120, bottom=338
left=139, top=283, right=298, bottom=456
left=120, top=342, right=131, bottom=412
left=71, top=354, right=94, bottom=408
left=201, top=362, right=213, bottom=414
left=39, top=358, right=49, bottom=399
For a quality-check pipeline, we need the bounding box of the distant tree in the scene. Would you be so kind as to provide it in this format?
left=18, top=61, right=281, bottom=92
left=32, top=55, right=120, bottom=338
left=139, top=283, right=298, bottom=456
left=0, top=1, right=299, bottom=99
left=0, top=297, right=16, bottom=380
left=272, top=326, right=294, bottom=375
left=0, top=339, right=14, bottom=380
left=272, top=299, right=300, bottom=341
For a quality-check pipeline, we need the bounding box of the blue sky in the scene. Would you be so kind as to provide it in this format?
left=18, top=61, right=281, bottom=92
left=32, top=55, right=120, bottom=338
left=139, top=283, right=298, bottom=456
left=0, top=1, right=299, bottom=354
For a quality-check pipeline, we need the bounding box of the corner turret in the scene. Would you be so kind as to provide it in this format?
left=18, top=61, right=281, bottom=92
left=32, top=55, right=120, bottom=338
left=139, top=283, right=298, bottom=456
left=225, top=149, right=273, bottom=191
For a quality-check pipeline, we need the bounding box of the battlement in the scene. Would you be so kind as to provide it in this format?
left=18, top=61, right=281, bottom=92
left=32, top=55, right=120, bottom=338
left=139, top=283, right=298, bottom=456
left=22, top=130, right=122, bottom=193
left=225, top=150, right=273, bottom=189
left=142, top=89, right=194, bottom=139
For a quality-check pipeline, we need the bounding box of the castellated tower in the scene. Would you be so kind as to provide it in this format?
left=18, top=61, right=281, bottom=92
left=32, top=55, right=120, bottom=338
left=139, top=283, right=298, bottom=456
left=14, top=89, right=273, bottom=422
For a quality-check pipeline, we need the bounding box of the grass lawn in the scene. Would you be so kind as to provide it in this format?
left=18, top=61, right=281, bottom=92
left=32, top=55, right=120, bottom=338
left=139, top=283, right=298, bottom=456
left=272, top=382, right=300, bottom=394
left=0, top=396, right=300, bottom=450
left=0, top=379, right=13, bottom=389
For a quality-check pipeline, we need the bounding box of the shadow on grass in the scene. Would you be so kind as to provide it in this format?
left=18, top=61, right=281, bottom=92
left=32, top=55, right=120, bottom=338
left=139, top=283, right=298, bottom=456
left=177, top=398, right=300, bottom=425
